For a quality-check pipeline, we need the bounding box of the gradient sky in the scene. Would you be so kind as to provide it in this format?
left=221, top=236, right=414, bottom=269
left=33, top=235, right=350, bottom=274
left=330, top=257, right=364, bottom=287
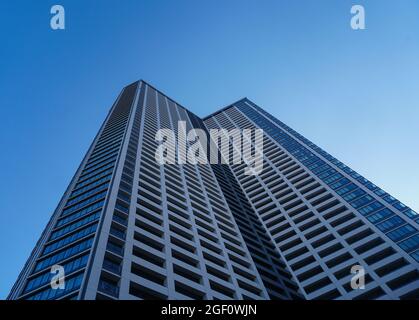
left=1, top=0, right=418, bottom=298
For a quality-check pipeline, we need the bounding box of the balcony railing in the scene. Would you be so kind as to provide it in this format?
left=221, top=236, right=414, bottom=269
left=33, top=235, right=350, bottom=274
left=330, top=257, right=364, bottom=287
left=113, top=214, right=128, bottom=226
left=106, top=242, right=124, bottom=256
left=103, top=259, right=121, bottom=275
left=98, top=280, right=119, bottom=297
left=109, top=227, right=125, bottom=240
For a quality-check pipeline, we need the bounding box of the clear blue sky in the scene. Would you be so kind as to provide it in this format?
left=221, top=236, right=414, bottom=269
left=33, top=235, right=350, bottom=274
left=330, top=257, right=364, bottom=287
left=1, top=0, right=418, bottom=298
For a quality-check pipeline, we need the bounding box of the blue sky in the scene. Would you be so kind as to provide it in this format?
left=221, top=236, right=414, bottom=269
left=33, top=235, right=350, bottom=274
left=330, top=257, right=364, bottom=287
left=0, top=0, right=418, bottom=298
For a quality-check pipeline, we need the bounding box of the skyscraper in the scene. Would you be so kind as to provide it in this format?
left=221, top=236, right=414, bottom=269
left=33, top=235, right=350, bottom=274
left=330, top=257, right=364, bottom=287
left=8, top=81, right=419, bottom=300
left=204, top=99, right=419, bottom=300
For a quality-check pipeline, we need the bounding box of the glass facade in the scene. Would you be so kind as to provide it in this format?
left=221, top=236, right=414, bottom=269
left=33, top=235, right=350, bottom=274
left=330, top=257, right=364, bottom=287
left=204, top=98, right=419, bottom=300
left=8, top=82, right=419, bottom=300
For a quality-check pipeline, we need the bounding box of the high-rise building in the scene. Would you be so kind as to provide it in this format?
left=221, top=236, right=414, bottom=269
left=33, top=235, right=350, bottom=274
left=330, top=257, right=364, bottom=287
left=8, top=81, right=419, bottom=300
left=204, top=99, right=419, bottom=300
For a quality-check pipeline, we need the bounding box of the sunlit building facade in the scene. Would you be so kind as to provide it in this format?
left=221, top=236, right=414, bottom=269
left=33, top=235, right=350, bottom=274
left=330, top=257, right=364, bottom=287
left=8, top=81, right=419, bottom=300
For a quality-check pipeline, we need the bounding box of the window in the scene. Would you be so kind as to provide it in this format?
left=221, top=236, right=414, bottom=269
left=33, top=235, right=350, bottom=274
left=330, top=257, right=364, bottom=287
left=376, top=216, right=404, bottom=233
left=358, top=201, right=384, bottom=216
left=367, top=208, right=394, bottom=224
left=336, top=183, right=358, bottom=196
left=351, top=195, right=373, bottom=209
left=399, top=234, right=419, bottom=252
left=34, top=237, right=94, bottom=272
left=404, top=209, right=419, bottom=220
left=26, top=273, right=84, bottom=300
left=329, top=178, right=350, bottom=190
left=343, top=189, right=366, bottom=202
left=24, top=254, right=89, bottom=294
left=98, top=278, right=119, bottom=297
left=387, top=225, right=416, bottom=242
left=43, top=223, right=98, bottom=255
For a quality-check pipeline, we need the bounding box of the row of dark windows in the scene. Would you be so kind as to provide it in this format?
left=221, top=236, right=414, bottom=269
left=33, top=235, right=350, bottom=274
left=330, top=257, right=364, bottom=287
left=236, top=101, right=419, bottom=264
left=208, top=105, right=419, bottom=300
left=20, top=82, right=138, bottom=300
left=124, top=86, right=267, bottom=299
left=96, top=83, right=143, bottom=299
